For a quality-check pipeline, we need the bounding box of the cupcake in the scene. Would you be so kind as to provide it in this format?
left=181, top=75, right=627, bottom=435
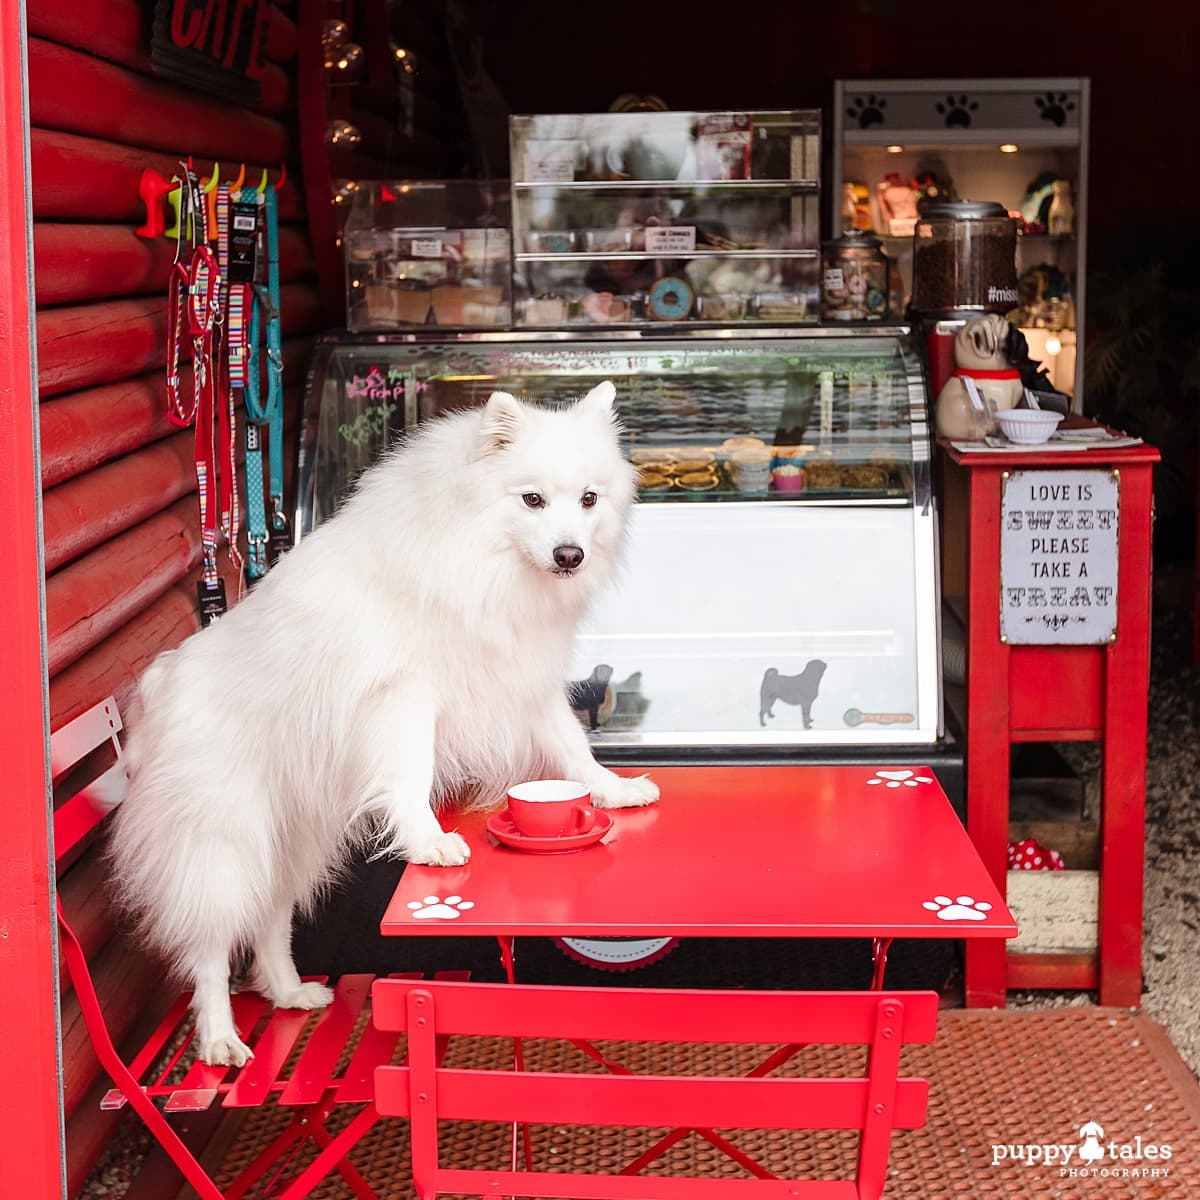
left=729, top=448, right=772, bottom=493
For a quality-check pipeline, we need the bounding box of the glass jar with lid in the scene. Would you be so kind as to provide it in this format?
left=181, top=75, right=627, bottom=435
left=910, top=200, right=1018, bottom=317
left=821, top=230, right=889, bottom=322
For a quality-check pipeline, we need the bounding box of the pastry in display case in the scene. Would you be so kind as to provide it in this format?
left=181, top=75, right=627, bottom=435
left=296, top=328, right=940, bottom=749
left=342, top=180, right=512, bottom=331
left=831, top=78, right=1088, bottom=399
left=509, top=110, right=821, bottom=327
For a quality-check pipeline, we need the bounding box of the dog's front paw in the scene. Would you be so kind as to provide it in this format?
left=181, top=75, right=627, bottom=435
left=591, top=774, right=659, bottom=810
left=407, top=830, right=471, bottom=866
left=198, top=1034, right=254, bottom=1068
left=276, top=982, right=334, bottom=1011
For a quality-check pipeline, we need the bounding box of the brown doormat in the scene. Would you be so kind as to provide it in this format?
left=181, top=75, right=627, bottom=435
left=207, top=1008, right=1199, bottom=1199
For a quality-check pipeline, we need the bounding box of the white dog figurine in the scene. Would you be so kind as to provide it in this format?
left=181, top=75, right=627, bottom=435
left=110, top=380, right=657, bottom=1066
left=935, top=314, right=1023, bottom=439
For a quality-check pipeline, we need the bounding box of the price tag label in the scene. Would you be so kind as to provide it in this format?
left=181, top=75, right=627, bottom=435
left=524, top=141, right=576, bottom=182
left=644, top=226, right=697, bottom=254
left=227, top=199, right=259, bottom=283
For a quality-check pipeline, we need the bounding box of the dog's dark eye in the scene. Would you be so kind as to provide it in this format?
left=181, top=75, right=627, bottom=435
left=522, top=492, right=544, bottom=509
left=581, top=491, right=598, bottom=509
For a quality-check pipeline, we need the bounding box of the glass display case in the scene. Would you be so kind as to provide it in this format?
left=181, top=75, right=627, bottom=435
left=510, top=110, right=821, bottom=327
left=831, top=78, right=1088, bottom=399
left=296, top=328, right=940, bottom=749
left=343, top=180, right=512, bottom=331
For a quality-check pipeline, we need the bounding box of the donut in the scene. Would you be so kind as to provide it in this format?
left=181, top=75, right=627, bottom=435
left=648, top=276, right=695, bottom=321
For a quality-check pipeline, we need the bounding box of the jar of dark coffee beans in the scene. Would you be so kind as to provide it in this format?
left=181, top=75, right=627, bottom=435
left=910, top=200, right=1018, bottom=316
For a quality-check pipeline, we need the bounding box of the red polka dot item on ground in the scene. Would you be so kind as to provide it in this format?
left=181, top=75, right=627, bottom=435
left=1006, top=836, right=1065, bottom=870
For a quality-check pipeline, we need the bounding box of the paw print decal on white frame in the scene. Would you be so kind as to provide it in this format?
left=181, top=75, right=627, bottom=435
left=868, top=769, right=934, bottom=788
left=923, top=895, right=992, bottom=922
left=408, top=895, right=475, bottom=920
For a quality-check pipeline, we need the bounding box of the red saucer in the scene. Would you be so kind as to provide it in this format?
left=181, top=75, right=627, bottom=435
left=486, top=808, right=613, bottom=853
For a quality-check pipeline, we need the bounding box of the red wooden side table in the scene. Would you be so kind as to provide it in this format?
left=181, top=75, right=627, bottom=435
left=940, top=436, right=1159, bottom=1007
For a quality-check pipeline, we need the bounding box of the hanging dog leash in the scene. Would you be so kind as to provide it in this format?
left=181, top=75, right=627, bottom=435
left=165, top=165, right=195, bottom=428
left=245, top=181, right=287, bottom=578
left=185, top=168, right=227, bottom=626
left=213, top=184, right=243, bottom=583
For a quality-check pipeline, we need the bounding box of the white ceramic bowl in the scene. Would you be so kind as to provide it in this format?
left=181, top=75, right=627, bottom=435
left=995, top=409, right=1064, bottom=445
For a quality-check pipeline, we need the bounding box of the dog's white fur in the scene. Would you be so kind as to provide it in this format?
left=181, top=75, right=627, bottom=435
left=110, top=381, right=657, bottom=1066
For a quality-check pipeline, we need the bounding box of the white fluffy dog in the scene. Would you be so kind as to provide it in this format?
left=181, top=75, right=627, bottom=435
left=110, top=381, right=657, bottom=1066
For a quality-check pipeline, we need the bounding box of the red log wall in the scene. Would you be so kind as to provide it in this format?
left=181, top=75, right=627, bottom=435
left=25, top=1, right=322, bottom=1190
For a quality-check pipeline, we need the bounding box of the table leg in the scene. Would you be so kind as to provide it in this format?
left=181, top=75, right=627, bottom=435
left=871, top=938, right=893, bottom=990
left=494, top=936, right=533, bottom=1176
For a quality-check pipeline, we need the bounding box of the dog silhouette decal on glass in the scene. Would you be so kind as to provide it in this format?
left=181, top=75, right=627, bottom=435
left=569, top=664, right=615, bottom=730
left=759, top=660, right=827, bottom=729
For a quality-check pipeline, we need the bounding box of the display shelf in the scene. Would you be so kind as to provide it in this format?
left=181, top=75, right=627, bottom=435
left=831, top=77, right=1089, bottom=398
left=511, top=109, right=821, bottom=327
left=515, top=249, right=820, bottom=263
left=514, top=179, right=820, bottom=192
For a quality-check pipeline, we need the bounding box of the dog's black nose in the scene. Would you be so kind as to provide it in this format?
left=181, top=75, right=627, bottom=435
left=553, top=544, right=584, bottom=570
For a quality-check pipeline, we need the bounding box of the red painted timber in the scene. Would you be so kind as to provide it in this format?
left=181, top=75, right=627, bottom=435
left=39, top=336, right=311, bottom=488
left=40, top=373, right=178, bottom=489
left=37, top=282, right=321, bottom=397
left=33, top=222, right=312, bottom=307
left=35, top=225, right=175, bottom=308
left=25, top=0, right=291, bottom=114
left=28, top=37, right=289, bottom=163
left=47, top=497, right=200, bottom=675
left=265, top=3, right=299, bottom=60
left=0, top=0, right=64, bottom=1192
left=42, top=432, right=196, bottom=572
left=38, top=296, right=165, bottom=398
left=30, top=128, right=304, bottom=222
left=49, top=558, right=244, bottom=728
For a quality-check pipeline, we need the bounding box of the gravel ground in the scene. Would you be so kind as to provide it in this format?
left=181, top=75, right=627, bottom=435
left=1010, top=585, right=1200, bottom=1075
left=76, top=587, right=1200, bottom=1197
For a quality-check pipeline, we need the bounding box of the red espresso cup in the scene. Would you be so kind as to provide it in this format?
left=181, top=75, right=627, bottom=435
left=506, top=779, right=597, bottom=839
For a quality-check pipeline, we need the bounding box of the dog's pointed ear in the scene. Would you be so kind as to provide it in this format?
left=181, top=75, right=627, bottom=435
left=478, top=390, right=523, bottom=455
left=576, top=380, right=617, bottom=419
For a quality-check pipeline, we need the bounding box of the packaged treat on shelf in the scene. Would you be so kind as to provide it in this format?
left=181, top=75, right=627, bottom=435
left=525, top=230, right=576, bottom=253
left=695, top=113, right=753, bottom=180
left=877, top=172, right=920, bottom=237
left=583, top=228, right=635, bottom=253
left=755, top=292, right=809, bottom=321
left=581, top=291, right=638, bottom=323
left=522, top=294, right=570, bottom=325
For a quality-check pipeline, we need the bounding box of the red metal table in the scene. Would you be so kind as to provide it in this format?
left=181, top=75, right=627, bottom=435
left=379, top=765, right=1016, bottom=1192
left=382, top=765, right=1016, bottom=952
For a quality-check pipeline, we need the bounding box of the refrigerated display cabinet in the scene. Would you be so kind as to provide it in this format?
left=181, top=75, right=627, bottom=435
left=295, top=328, right=941, bottom=750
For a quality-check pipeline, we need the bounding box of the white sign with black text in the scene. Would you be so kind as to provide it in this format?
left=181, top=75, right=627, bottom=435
left=1000, top=469, right=1119, bottom=644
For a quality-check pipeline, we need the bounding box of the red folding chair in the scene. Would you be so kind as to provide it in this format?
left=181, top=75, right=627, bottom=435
left=373, top=976, right=940, bottom=1200
left=54, top=696, right=462, bottom=1199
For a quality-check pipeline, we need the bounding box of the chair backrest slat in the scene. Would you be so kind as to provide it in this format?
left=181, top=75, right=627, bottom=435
left=51, top=697, right=127, bottom=863
left=375, top=1066, right=932, bottom=1132
left=372, top=978, right=938, bottom=1045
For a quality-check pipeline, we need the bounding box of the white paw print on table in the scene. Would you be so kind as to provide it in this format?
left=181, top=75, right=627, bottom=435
left=407, top=895, right=475, bottom=920
left=867, top=769, right=934, bottom=788
left=923, top=895, right=992, bottom=922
